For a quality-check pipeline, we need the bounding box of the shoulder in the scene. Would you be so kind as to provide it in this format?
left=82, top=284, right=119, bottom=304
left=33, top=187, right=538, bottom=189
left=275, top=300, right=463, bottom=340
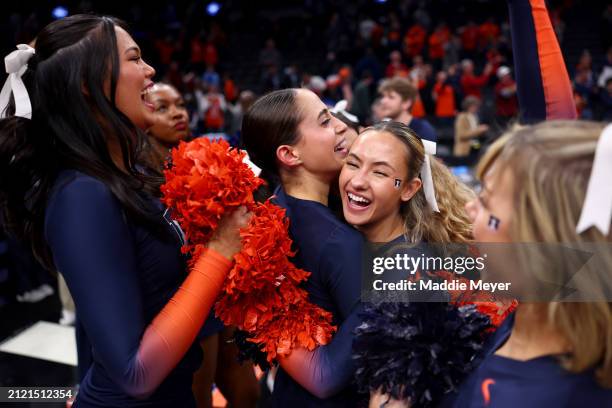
left=45, top=170, right=121, bottom=229
left=48, top=170, right=115, bottom=208
left=410, top=118, right=437, bottom=140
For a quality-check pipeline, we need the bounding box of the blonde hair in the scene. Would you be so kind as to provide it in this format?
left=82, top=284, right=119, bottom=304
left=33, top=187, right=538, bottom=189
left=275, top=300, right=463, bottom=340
left=368, top=121, right=474, bottom=244
left=477, top=120, right=612, bottom=387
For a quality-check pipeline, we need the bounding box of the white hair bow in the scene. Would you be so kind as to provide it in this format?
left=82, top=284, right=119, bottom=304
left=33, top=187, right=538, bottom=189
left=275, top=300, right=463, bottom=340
left=0, top=44, right=36, bottom=119
left=576, top=123, right=612, bottom=236
left=330, top=100, right=359, bottom=124
left=420, top=139, right=440, bottom=213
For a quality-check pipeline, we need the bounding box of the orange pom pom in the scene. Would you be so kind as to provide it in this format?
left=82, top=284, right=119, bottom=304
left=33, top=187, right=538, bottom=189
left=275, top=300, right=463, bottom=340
left=162, top=139, right=336, bottom=363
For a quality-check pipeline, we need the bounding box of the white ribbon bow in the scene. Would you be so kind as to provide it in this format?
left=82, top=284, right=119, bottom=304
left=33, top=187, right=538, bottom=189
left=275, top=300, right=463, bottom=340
left=576, top=123, right=612, bottom=236
left=420, top=139, right=440, bottom=213
left=0, top=44, right=35, bottom=119
left=330, top=100, right=359, bottom=124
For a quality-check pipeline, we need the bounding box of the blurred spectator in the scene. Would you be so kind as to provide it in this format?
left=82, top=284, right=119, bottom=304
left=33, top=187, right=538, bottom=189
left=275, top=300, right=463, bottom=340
left=229, top=90, right=256, bottom=140
left=432, top=71, right=456, bottom=126
left=574, top=69, right=596, bottom=119
left=223, top=73, right=237, bottom=103
left=600, top=78, right=612, bottom=121
left=196, top=84, right=227, bottom=132
left=259, top=38, right=282, bottom=68
left=443, top=35, right=462, bottom=69
left=459, top=21, right=479, bottom=59
left=378, top=77, right=437, bottom=141
left=202, top=64, right=220, bottom=88
left=597, top=47, right=612, bottom=89
left=260, top=64, right=283, bottom=93
left=403, top=23, right=427, bottom=58
left=494, top=66, right=518, bottom=126
left=355, top=47, right=383, bottom=82
left=203, top=37, right=218, bottom=68
left=479, top=17, right=500, bottom=49
left=351, top=70, right=376, bottom=124
left=460, top=59, right=493, bottom=98
left=454, top=96, right=488, bottom=157
left=386, top=50, right=408, bottom=78
left=428, top=23, right=451, bottom=70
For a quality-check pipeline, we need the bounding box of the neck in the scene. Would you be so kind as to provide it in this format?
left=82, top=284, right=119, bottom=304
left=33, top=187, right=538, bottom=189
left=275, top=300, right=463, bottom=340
left=497, top=303, right=570, bottom=360
left=395, top=111, right=412, bottom=124
left=361, top=213, right=405, bottom=243
left=282, top=169, right=331, bottom=206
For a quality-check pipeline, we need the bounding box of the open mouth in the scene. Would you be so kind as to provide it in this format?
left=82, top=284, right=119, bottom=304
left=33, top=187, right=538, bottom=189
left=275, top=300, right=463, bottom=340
left=347, top=191, right=371, bottom=208
left=334, top=139, right=348, bottom=155
left=141, top=84, right=155, bottom=111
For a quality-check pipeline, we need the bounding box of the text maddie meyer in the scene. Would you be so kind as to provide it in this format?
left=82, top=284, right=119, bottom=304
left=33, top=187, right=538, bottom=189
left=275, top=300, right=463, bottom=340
left=372, top=278, right=511, bottom=293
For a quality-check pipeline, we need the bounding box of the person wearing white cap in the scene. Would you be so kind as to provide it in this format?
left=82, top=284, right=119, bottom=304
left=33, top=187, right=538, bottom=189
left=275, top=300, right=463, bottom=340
left=494, top=65, right=518, bottom=126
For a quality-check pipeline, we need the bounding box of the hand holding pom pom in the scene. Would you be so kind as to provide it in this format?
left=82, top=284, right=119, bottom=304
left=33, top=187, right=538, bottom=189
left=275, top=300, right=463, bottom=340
left=162, top=138, right=336, bottom=364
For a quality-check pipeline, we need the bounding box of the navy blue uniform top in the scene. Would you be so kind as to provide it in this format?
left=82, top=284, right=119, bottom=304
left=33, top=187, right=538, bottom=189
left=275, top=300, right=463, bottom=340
left=45, top=170, right=201, bottom=407
left=441, top=313, right=612, bottom=408
left=407, top=117, right=437, bottom=143
left=271, top=186, right=364, bottom=407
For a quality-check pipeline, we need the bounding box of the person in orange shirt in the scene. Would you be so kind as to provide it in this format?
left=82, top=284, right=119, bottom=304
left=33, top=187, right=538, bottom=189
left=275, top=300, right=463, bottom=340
left=403, top=24, right=426, bottom=58
left=479, top=18, right=501, bottom=49
left=428, top=23, right=451, bottom=70
left=386, top=50, right=409, bottom=78
left=459, top=21, right=479, bottom=59
left=432, top=71, right=456, bottom=125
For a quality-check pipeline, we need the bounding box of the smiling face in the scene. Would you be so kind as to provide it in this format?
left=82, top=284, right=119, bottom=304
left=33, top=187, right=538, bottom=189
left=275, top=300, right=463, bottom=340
left=114, top=26, right=156, bottom=130
left=147, top=84, right=189, bottom=146
left=340, top=130, right=422, bottom=241
left=288, top=89, right=349, bottom=177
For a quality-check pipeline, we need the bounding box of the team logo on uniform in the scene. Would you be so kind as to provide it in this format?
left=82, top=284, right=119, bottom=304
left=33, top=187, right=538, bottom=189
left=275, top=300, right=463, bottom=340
left=163, top=208, right=186, bottom=246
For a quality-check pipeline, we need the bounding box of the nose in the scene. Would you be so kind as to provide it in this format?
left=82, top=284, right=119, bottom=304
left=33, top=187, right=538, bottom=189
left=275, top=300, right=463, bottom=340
left=465, top=198, right=478, bottom=223
left=333, top=116, right=347, bottom=134
left=349, top=169, right=369, bottom=190
left=143, top=59, right=156, bottom=78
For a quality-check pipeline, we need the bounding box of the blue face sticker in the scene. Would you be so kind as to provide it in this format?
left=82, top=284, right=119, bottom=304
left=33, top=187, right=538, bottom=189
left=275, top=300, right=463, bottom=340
left=394, top=178, right=402, bottom=189
left=488, top=215, right=501, bottom=231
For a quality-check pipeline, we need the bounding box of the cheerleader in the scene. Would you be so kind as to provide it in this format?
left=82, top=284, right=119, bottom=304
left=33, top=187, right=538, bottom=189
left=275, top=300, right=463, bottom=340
left=0, top=15, right=249, bottom=407
left=242, top=88, right=365, bottom=407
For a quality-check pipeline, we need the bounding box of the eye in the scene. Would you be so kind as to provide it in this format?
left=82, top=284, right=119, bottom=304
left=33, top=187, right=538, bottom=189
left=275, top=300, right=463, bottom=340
left=321, top=118, right=331, bottom=126
left=373, top=171, right=388, bottom=177
left=346, top=161, right=358, bottom=168
left=157, top=105, right=168, bottom=113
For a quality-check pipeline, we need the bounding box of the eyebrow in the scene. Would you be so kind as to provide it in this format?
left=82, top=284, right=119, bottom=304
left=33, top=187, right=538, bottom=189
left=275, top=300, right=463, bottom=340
left=124, top=46, right=141, bottom=55
left=317, top=108, right=329, bottom=120
left=347, top=153, right=396, bottom=171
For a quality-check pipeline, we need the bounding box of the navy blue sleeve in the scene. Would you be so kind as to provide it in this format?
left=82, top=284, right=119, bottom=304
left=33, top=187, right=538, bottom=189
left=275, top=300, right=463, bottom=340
left=319, top=228, right=363, bottom=320
left=45, top=177, right=148, bottom=394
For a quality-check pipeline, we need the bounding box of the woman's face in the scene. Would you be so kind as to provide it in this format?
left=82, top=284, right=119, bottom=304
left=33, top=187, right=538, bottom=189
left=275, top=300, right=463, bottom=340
left=465, top=163, right=514, bottom=243
left=339, top=130, right=421, bottom=239
left=114, top=26, right=156, bottom=130
left=292, top=89, right=349, bottom=177
left=147, top=84, right=189, bottom=146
